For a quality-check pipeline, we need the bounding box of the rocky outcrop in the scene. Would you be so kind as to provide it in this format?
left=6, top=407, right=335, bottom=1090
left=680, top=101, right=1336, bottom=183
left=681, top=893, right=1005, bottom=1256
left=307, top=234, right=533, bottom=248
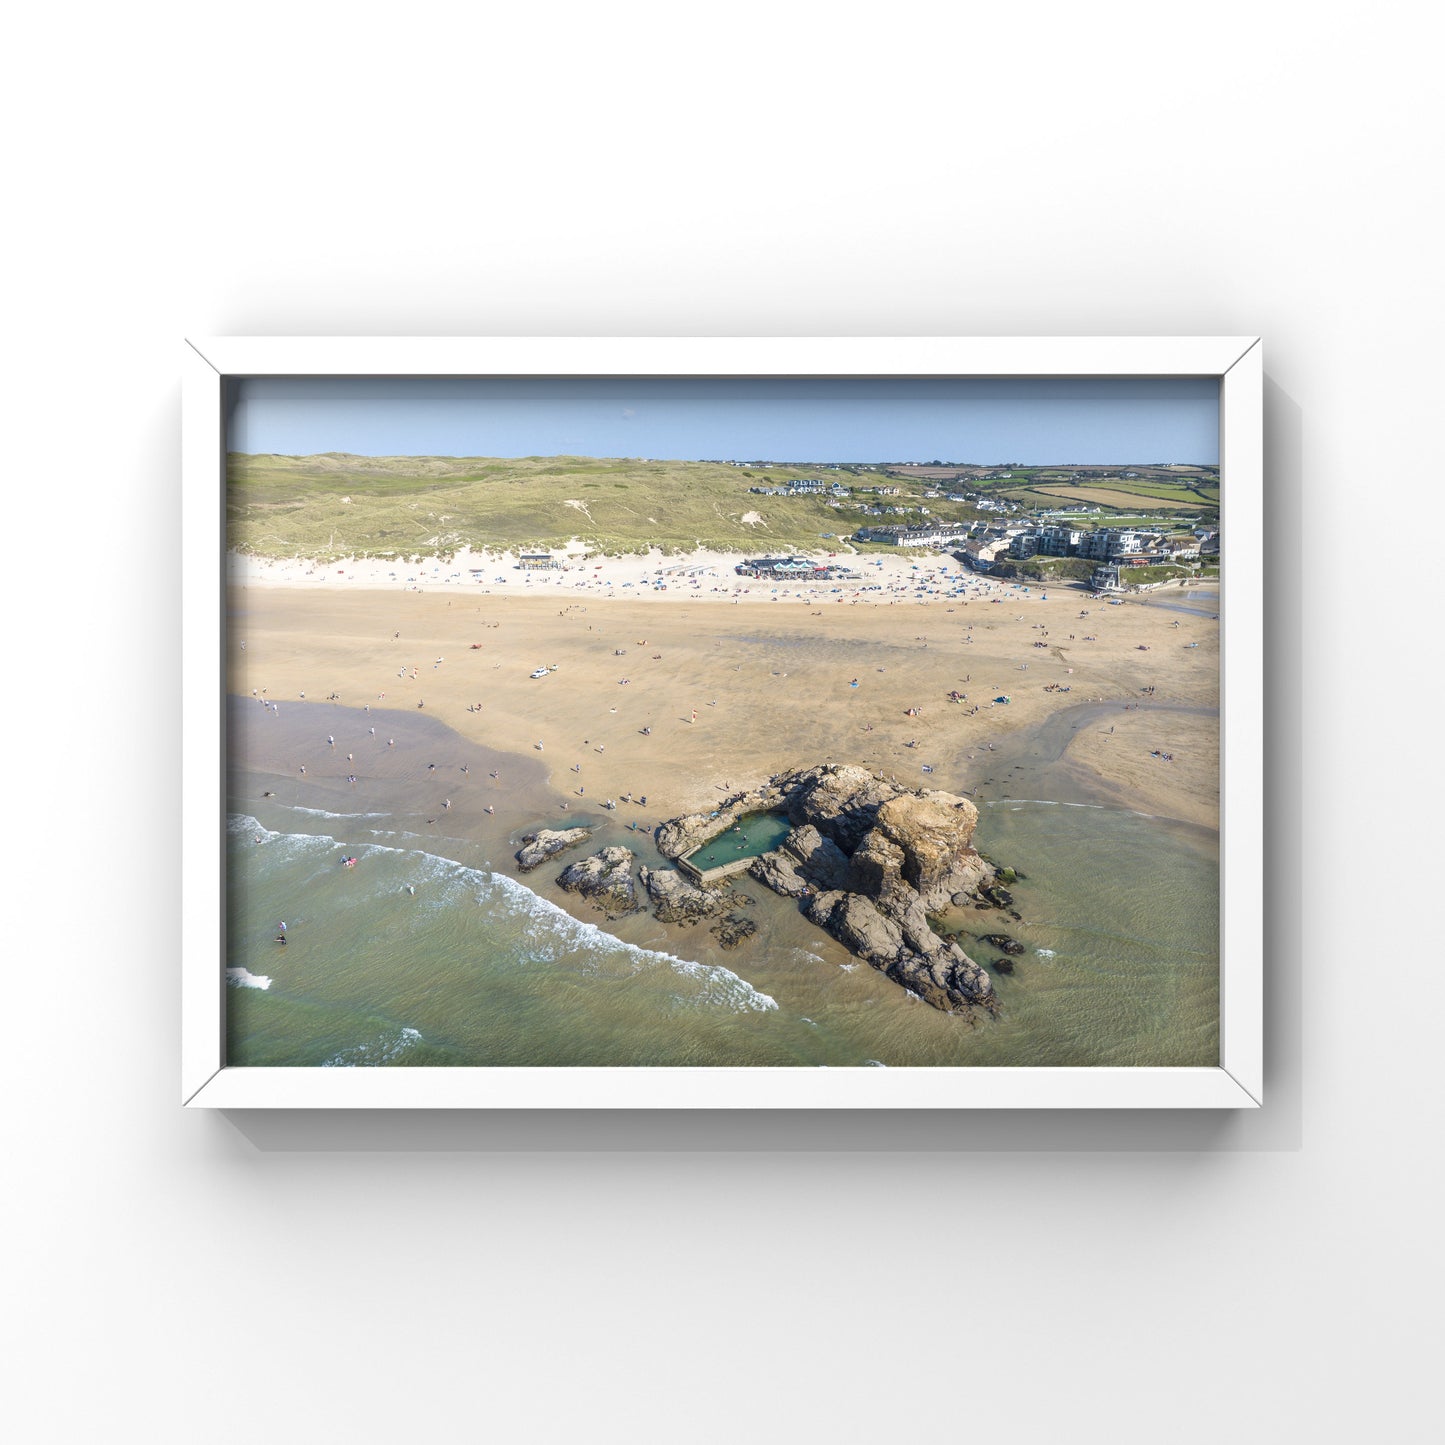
left=515, top=827, right=591, bottom=872
left=784, top=764, right=899, bottom=854
left=748, top=850, right=809, bottom=898
left=873, top=792, right=985, bottom=902
left=556, top=847, right=640, bottom=919
left=746, top=822, right=849, bottom=897
left=639, top=866, right=751, bottom=926
left=736, top=764, right=1010, bottom=1015
left=803, top=890, right=993, bottom=1013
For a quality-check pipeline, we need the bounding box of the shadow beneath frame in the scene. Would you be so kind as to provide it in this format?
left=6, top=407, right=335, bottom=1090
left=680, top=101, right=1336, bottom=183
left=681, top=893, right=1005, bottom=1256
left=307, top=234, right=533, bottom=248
left=222, top=1104, right=1269, bottom=1153
left=220, top=374, right=1304, bottom=1156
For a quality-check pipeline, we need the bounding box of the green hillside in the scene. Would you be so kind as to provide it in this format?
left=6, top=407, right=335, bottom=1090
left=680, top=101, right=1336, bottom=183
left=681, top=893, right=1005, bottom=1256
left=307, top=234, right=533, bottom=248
left=226, top=453, right=1220, bottom=562
left=227, top=453, right=890, bottom=560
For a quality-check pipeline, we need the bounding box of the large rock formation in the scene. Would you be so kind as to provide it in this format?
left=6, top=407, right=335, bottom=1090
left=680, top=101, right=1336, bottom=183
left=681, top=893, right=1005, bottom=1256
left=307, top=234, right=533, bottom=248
left=783, top=764, right=901, bottom=854
left=746, top=765, right=1005, bottom=1015
left=515, top=827, right=591, bottom=873
left=556, top=847, right=640, bottom=919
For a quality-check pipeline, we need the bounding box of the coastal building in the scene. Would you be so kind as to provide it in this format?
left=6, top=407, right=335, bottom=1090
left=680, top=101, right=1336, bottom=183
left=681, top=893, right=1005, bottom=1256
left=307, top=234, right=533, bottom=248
left=854, top=521, right=974, bottom=548
left=734, top=557, right=857, bottom=580
left=1077, top=528, right=1146, bottom=561
left=517, top=552, right=562, bottom=570
left=1038, top=525, right=1086, bottom=556
left=1091, top=564, right=1124, bottom=591
left=958, top=538, right=1009, bottom=570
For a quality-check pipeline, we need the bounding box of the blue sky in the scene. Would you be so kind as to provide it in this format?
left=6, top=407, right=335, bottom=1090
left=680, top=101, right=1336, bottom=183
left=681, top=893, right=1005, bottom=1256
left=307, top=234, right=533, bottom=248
left=227, top=377, right=1219, bottom=465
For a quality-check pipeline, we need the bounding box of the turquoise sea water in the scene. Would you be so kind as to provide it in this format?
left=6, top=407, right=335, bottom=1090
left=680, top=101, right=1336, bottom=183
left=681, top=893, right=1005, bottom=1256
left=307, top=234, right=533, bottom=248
left=226, top=697, right=1218, bottom=1068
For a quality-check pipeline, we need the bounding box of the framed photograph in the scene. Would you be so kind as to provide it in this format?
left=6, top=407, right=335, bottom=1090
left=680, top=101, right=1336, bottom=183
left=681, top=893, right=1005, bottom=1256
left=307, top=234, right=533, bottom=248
left=183, top=337, right=1262, bottom=1108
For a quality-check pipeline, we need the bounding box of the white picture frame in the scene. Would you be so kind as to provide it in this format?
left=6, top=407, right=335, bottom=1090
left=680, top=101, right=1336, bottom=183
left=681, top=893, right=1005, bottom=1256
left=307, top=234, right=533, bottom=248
left=183, top=336, right=1262, bottom=1109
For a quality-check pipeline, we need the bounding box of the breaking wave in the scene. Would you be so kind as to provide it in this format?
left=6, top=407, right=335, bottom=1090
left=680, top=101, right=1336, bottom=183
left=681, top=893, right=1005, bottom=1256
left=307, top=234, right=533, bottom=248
left=226, top=967, right=272, bottom=990
left=322, top=1026, right=423, bottom=1067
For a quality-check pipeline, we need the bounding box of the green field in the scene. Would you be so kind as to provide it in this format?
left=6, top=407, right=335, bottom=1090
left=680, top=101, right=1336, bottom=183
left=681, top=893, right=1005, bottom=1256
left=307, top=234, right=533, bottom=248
left=943, top=465, right=1220, bottom=519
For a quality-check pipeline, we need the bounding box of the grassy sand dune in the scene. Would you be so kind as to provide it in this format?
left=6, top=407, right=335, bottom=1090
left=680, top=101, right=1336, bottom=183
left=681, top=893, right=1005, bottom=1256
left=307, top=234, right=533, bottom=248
left=230, top=452, right=894, bottom=559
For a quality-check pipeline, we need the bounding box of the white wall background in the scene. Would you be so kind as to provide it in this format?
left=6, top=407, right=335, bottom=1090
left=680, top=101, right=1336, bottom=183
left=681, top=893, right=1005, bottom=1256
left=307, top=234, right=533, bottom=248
left=5, top=3, right=1438, bottom=1441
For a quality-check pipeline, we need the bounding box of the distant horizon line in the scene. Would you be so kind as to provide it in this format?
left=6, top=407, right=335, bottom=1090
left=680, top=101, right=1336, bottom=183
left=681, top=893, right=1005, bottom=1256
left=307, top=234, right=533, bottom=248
left=228, top=450, right=1217, bottom=467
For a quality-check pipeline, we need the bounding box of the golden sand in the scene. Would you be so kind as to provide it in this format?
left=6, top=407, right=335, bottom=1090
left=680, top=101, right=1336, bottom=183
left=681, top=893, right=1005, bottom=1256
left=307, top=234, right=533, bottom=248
left=229, top=573, right=1220, bottom=832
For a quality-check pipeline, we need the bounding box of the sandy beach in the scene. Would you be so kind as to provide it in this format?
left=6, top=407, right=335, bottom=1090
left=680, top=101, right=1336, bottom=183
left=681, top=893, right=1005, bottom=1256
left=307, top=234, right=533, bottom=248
left=228, top=548, right=1220, bottom=833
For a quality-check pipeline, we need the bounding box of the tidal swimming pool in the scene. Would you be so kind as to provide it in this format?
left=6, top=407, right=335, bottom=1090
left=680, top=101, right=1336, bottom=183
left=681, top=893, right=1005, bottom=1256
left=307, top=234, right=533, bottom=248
left=686, top=811, right=792, bottom=871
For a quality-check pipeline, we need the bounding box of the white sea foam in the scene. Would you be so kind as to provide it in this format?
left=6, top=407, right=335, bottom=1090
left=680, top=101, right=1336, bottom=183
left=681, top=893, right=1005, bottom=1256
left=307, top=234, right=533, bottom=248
left=865, top=1059, right=887, bottom=1067
left=667, top=957, right=779, bottom=1012
left=226, top=967, right=272, bottom=990
left=986, top=798, right=1161, bottom=820
left=1036, top=948, right=1057, bottom=958
left=292, top=806, right=389, bottom=821
left=322, top=1026, right=423, bottom=1067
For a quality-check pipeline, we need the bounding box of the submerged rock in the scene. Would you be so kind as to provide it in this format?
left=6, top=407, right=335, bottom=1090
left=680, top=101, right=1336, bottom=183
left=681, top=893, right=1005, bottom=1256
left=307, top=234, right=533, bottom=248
left=556, top=847, right=640, bottom=919
left=980, top=933, right=1026, bottom=956
left=711, top=912, right=758, bottom=949
left=515, top=827, right=591, bottom=872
